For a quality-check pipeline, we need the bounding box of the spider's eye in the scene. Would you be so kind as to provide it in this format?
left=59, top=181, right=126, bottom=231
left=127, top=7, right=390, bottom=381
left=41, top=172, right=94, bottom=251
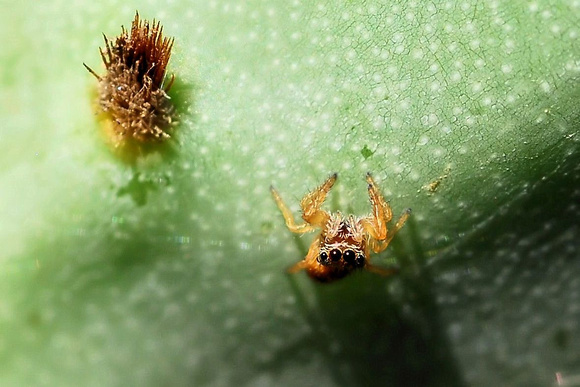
left=329, top=249, right=342, bottom=262
left=318, top=251, right=329, bottom=264
left=355, top=254, right=366, bottom=268
left=343, top=249, right=356, bottom=264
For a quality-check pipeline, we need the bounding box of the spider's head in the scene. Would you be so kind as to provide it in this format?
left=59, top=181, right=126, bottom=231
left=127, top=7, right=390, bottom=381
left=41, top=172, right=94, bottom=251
left=318, top=214, right=367, bottom=269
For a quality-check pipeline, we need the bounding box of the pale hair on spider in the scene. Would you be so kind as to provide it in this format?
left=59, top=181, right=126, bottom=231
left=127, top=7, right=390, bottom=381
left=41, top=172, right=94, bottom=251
left=270, top=173, right=411, bottom=283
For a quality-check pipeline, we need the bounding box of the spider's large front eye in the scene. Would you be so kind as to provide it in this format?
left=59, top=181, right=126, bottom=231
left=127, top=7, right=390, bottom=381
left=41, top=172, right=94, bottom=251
left=343, top=250, right=356, bottom=265
left=318, top=251, right=329, bottom=265
left=329, top=249, right=342, bottom=262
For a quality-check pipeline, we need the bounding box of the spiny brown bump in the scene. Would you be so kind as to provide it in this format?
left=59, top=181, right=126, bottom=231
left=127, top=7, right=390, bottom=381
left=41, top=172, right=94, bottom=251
left=85, top=12, right=176, bottom=143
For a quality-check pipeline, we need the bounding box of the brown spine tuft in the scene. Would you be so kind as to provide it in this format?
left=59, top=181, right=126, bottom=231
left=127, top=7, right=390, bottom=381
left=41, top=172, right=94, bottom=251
left=86, top=12, right=176, bottom=143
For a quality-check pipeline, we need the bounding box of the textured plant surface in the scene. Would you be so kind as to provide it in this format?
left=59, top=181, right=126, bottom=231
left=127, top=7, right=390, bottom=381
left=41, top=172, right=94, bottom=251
left=1, top=1, right=579, bottom=386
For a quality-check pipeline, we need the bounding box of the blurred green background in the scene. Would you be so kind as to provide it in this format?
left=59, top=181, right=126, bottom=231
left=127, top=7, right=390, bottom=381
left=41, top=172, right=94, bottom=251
left=1, top=1, right=579, bottom=386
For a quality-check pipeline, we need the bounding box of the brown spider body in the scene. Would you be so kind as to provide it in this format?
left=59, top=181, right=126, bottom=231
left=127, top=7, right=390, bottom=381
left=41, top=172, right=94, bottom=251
left=271, top=173, right=411, bottom=282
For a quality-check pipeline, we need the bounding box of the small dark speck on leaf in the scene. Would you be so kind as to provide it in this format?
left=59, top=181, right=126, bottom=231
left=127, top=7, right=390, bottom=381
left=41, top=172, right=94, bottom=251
left=361, top=145, right=374, bottom=160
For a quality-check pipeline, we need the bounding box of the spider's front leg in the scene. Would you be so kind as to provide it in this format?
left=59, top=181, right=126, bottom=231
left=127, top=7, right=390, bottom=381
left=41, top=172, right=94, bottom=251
left=362, top=173, right=411, bottom=253
left=270, top=186, right=315, bottom=234
left=300, top=173, right=337, bottom=227
left=270, top=173, right=336, bottom=233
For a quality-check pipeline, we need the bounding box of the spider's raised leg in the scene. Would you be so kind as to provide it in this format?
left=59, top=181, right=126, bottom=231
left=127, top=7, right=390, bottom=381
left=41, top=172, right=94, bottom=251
left=299, top=173, right=337, bottom=228
left=362, top=173, right=411, bottom=253
left=271, top=173, right=336, bottom=232
left=361, top=173, right=392, bottom=241
left=369, top=208, right=411, bottom=253
left=271, top=186, right=316, bottom=234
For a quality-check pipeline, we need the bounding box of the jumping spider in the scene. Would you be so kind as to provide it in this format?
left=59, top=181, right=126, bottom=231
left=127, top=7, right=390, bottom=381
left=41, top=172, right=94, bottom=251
left=270, top=173, right=411, bottom=282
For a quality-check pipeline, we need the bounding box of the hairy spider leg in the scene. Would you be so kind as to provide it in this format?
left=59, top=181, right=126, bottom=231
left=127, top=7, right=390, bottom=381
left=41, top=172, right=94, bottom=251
left=369, top=208, right=411, bottom=254
left=270, top=186, right=316, bottom=234
left=271, top=173, right=336, bottom=233
left=271, top=174, right=337, bottom=274
left=269, top=173, right=337, bottom=233
left=361, top=173, right=411, bottom=275
left=361, top=173, right=393, bottom=241
left=299, top=173, right=337, bottom=227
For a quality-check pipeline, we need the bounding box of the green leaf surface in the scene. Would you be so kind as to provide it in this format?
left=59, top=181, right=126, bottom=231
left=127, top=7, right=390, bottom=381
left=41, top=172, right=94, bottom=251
left=1, top=1, right=579, bottom=386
